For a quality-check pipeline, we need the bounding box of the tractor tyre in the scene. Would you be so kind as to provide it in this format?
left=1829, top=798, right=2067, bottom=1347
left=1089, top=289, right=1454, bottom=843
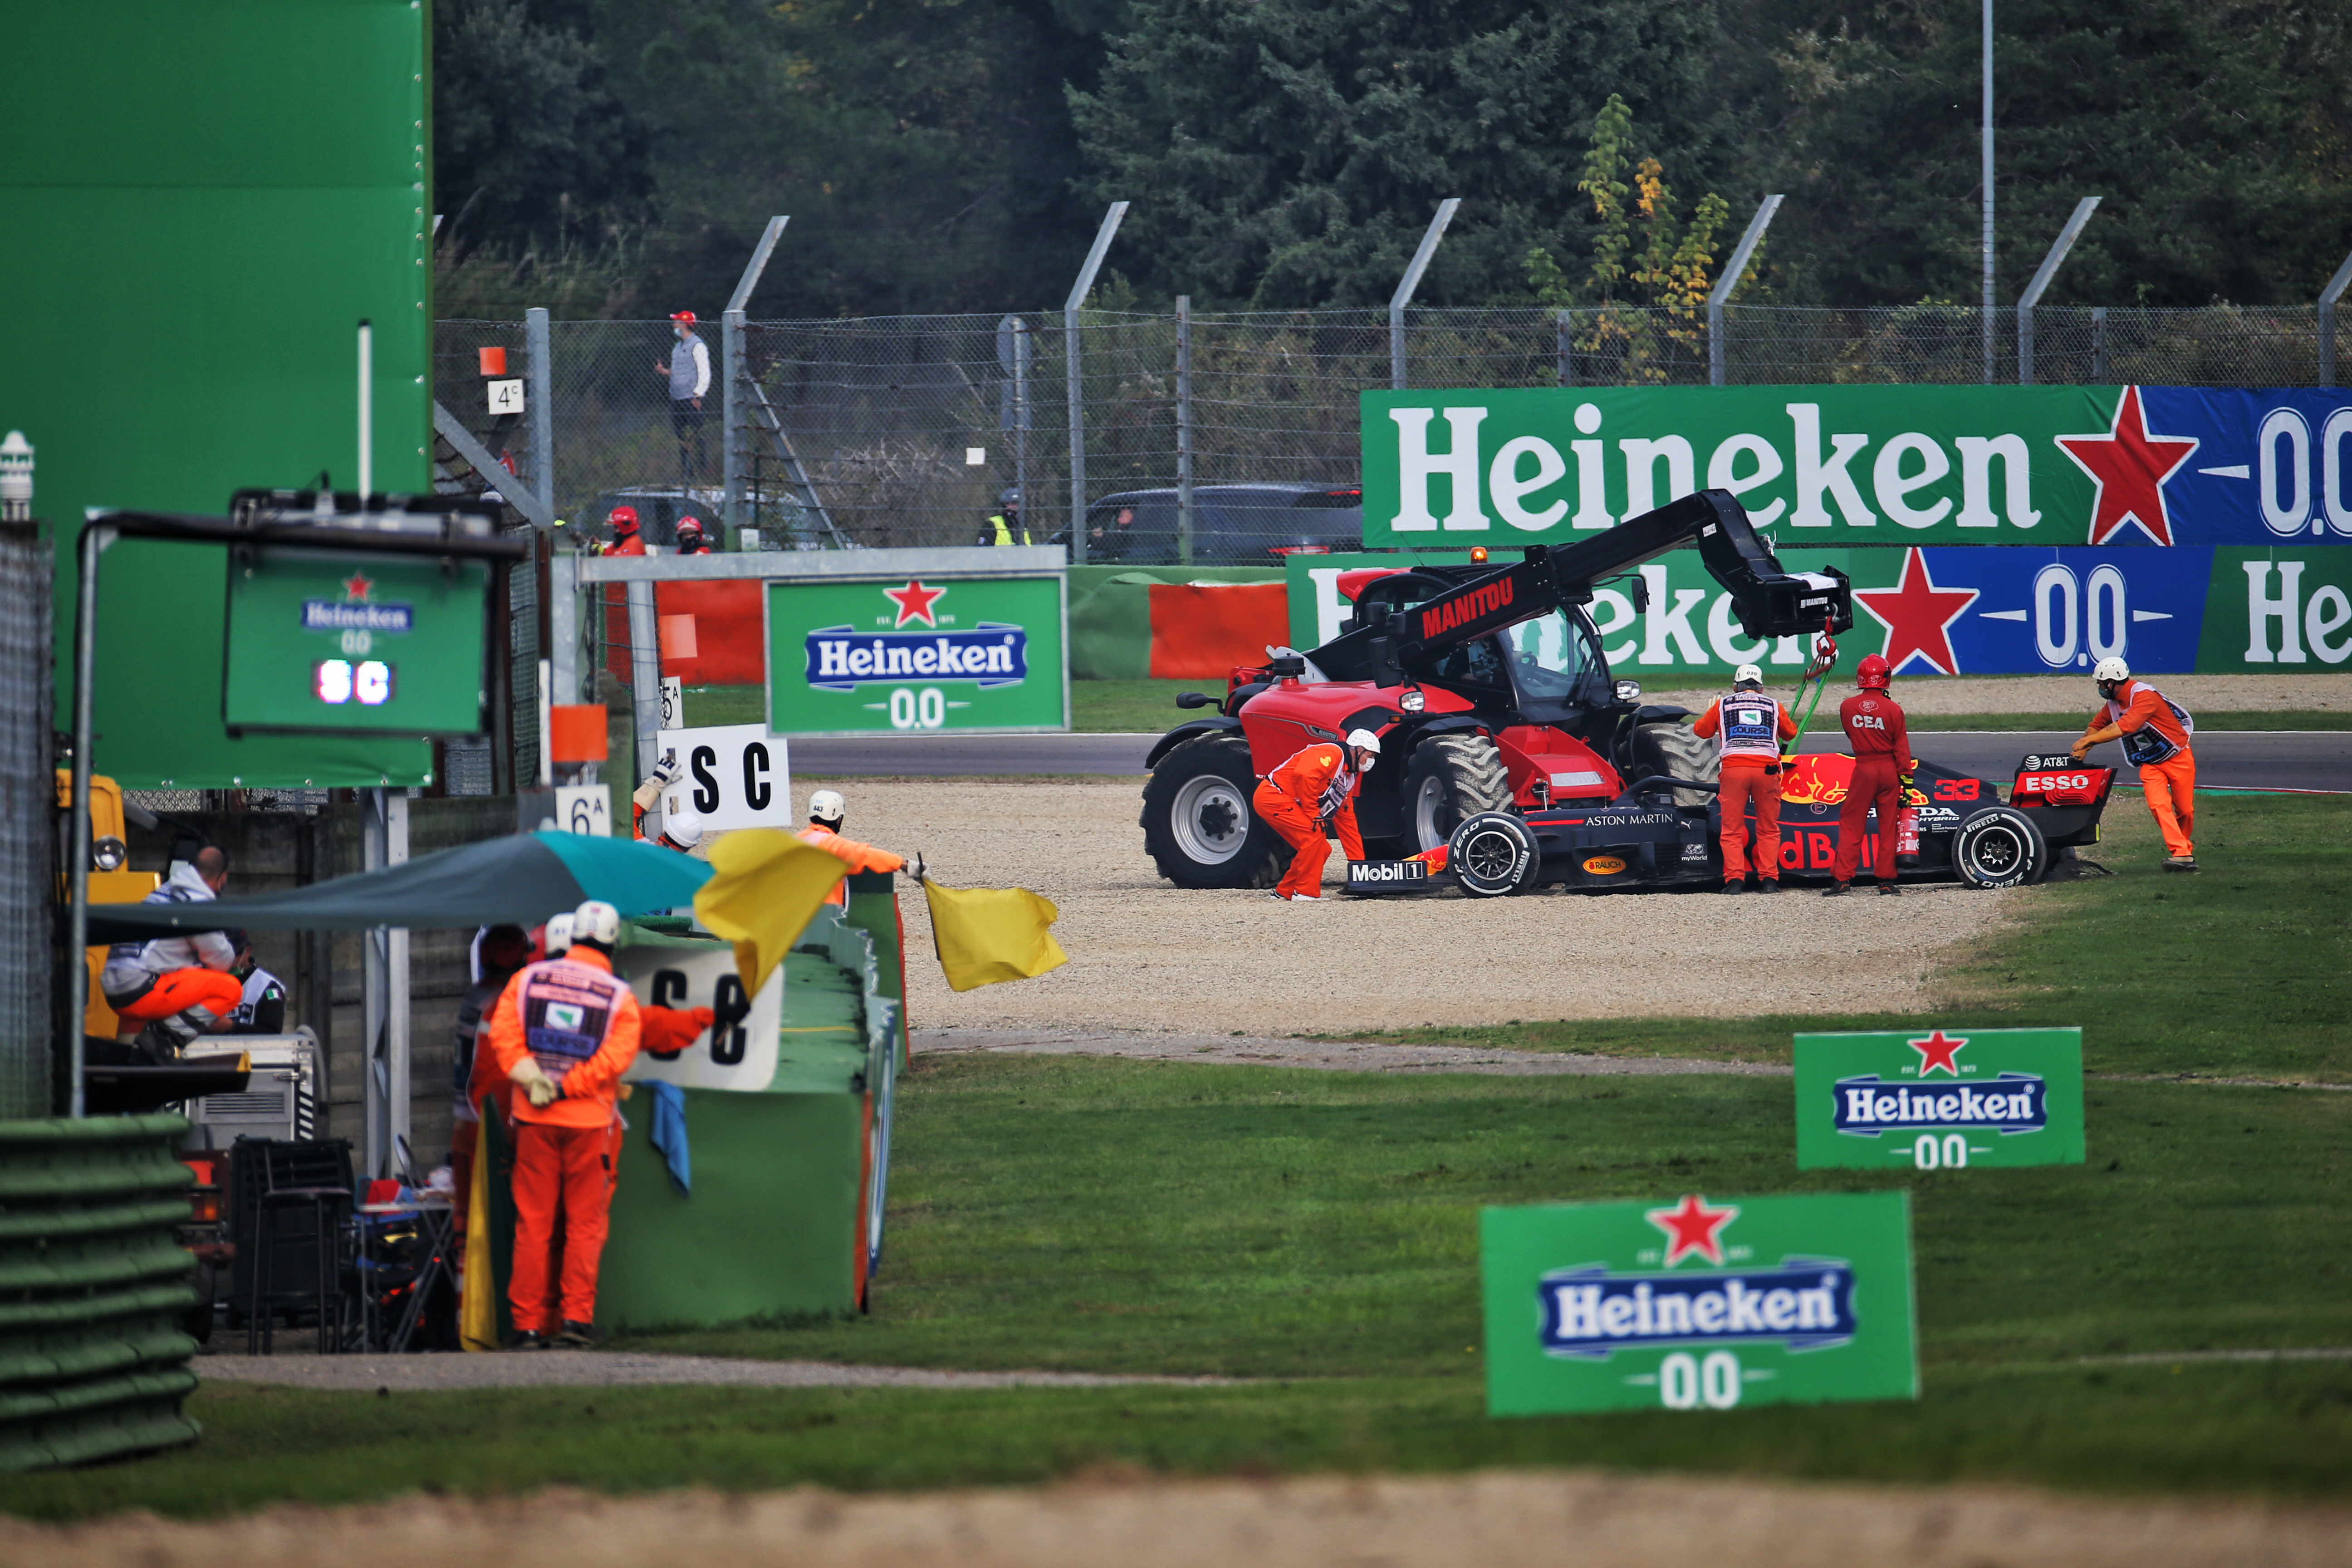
left=1448, top=812, right=1541, bottom=898
left=1140, top=735, right=1288, bottom=889
left=1951, top=806, right=2047, bottom=889
left=1629, top=719, right=1719, bottom=809
left=1406, top=733, right=1515, bottom=852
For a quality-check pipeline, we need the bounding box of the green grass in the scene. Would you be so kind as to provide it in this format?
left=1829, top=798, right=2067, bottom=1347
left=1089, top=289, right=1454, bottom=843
left=6, top=793, right=2347, bottom=1518
left=8, top=1356, right=2350, bottom=1520
left=1362, top=794, right=2352, bottom=1084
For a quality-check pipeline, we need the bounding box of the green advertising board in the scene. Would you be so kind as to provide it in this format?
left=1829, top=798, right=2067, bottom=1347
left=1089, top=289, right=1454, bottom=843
left=223, top=549, right=490, bottom=737
left=3, top=0, right=433, bottom=787
left=766, top=574, right=1068, bottom=735
left=1794, top=1027, right=2085, bottom=1171
left=1481, top=1191, right=1917, bottom=1416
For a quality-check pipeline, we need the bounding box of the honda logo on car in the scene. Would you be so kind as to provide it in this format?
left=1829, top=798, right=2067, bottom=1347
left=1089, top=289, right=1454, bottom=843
left=805, top=625, right=1029, bottom=691
left=1582, top=855, right=1627, bottom=874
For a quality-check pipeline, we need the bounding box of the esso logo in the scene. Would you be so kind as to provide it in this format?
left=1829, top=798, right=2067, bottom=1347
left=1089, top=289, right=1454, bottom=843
left=1582, top=855, right=1627, bottom=875
left=2021, top=772, right=2092, bottom=794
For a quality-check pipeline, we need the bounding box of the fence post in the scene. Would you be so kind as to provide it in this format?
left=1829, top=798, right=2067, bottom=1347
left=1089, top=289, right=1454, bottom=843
left=2319, top=249, right=2352, bottom=385
left=1555, top=310, right=1573, bottom=387
left=2090, top=306, right=2108, bottom=382
left=2017, top=196, right=2100, bottom=385
left=1064, top=202, right=1130, bottom=564
left=1980, top=0, right=1995, bottom=384
left=1390, top=199, right=1460, bottom=392
left=1176, top=295, right=1193, bottom=566
left=525, top=308, right=554, bottom=522
left=724, top=217, right=789, bottom=545
left=722, top=308, right=745, bottom=540
left=1707, top=195, right=1782, bottom=387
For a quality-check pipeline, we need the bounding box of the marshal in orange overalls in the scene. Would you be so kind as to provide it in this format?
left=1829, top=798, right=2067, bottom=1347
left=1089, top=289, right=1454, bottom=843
left=486, top=946, right=642, bottom=1335
left=1252, top=743, right=1366, bottom=900
left=796, top=824, right=906, bottom=905
left=2078, top=680, right=2195, bottom=859
left=1692, top=690, right=1799, bottom=887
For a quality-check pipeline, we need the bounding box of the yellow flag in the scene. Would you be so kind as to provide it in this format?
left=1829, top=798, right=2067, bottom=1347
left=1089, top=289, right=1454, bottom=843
left=692, top=829, right=849, bottom=996
left=921, top=879, right=1069, bottom=991
left=458, top=1123, right=497, bottom=1352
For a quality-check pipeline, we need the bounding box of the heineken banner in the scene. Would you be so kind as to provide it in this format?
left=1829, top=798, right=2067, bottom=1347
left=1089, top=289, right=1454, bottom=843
left=1287, top=545, right=2352, bottom=679
left=1793, top=1027, right=2086, bottom=1171
left=766, top=573, right=1068, bottom=735
left=1481, top=1191, right=1917, bottom=1416
left=1363, top=387, right=2352, bottom=551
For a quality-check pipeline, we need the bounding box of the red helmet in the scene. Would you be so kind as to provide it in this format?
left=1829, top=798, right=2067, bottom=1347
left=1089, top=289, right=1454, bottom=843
left=608, top=505, right=640, bottom=530
left=676, top=515, right=704, bottom=539
left=1857, top=653, right=1892, bottom=691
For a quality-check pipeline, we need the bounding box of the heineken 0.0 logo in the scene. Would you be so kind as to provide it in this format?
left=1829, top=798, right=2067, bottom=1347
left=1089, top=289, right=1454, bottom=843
left=1794, top=1026, right=2086, bottom=1171
left=1481, top=1191, right=1916, bottom=1416
left=766, top=573, right=1067, bottom=736
left=1362, top=386, right=2352, bottom=550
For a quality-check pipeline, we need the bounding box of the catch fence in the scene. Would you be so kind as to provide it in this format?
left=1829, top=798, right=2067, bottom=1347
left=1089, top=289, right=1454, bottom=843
left=433, top=302, right=2335, bottom=565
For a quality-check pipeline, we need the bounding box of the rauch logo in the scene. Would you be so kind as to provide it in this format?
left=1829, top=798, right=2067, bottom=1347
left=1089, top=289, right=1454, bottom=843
left=805, top=625, right=1029, bottom=691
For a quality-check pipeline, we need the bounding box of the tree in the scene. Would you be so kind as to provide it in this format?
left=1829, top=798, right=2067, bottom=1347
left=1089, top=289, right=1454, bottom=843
left=1524, top=93, right=1738, bottom=377
left=1735, top=0, right=2352, bottom=306
left=432, top=0, right=655, bottom=261
left=1069, top=0, right=1739, bottom=308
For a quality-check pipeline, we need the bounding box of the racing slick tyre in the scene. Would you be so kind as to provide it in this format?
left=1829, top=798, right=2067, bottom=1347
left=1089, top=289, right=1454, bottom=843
left=1628, top=719, right=1719, bottom=809
left=1140, top=735, right=1288, bottom=889
left=1951, top=806, right=2047, bottom=889
left=1448, top=812, right=1541, bottom=898
left=1406, top=733, right=1514, bottom=852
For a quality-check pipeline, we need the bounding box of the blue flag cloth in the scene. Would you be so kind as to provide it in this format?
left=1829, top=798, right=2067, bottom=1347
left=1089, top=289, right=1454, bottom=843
left=647, top=1081, right=691, bottom=1195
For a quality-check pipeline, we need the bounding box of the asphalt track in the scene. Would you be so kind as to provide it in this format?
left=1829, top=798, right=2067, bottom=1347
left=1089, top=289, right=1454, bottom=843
left=792, top=729, right=2351, bottom=793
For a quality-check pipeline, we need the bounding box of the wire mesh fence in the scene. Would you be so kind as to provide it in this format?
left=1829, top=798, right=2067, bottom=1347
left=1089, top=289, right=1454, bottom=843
left=0, top=525, right=50, bottom=1117
left=432, top=302, right=2340, bottom=568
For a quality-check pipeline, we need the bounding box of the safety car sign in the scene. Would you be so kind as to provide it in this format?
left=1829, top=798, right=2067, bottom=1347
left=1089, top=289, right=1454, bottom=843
left=1793, top=1026, right=2085, bottom=1170
left=1481, top=1191, right=1917, bottom=1416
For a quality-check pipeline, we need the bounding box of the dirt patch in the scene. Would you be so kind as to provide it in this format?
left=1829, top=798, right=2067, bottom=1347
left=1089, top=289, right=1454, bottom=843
left=9, top=1470, right=2347, bottom=1568
left=914, top=1027, right=1792, bottom=1075
left=1642, top=672, right=2352, bottom=716
left=816, top=777, right=2025, bottom=1037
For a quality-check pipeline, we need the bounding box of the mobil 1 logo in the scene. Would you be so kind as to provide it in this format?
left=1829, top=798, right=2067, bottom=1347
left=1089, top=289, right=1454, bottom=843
left=1793, top=1027, right=2084, bottom=1171
left=1481, top=1191, right=1916, bottom=1416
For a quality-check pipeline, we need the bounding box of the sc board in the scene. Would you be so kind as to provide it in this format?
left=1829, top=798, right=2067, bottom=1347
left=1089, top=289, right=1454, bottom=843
left=655, top=723, right=795, bottom=832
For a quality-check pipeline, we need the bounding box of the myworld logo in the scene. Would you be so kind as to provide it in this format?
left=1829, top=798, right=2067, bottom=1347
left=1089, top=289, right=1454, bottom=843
left=804, top=624, right=1029, bottom=690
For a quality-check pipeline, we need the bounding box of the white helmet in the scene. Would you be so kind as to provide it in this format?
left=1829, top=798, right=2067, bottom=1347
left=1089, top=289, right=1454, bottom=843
left=571, top=899, right=622, bottom=949
left=660, top=799, right=704, bottom=849
left=1733, top=662, right=1764, bottom=688
left=542, top=912, right=575, bottom=957
left=808, top=789, right=846, bottom=824
left=2093, top=656, right=2131, bottom=684
left=1344, top=728, right=1382, bottom=755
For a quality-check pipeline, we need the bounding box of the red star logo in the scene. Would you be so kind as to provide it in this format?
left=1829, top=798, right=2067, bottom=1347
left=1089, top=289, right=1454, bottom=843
left=2056, top=386, right=2199, bottom=546
left=1854, top=548, right=1980, bottom=676
left=1646, top=1193, right=1740, bottom=1268
left=1908, top=1029, right=1969, bottom=1076
left=341, top=572, right=374, bottom=602
left=883, top=578, right=946, bottom=627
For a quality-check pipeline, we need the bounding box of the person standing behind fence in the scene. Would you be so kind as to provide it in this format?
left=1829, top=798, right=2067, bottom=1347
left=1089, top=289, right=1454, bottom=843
left=654, top=312, right=711, bottom=484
